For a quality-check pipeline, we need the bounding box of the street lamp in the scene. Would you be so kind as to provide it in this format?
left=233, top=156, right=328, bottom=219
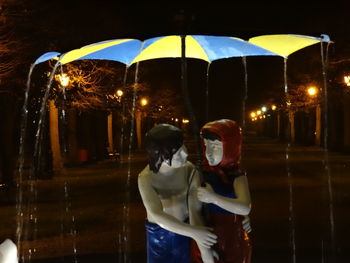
left=116, top=89, right=123, bottom=97
left=307, top=86, right=318, bottom=97
left=344, top=75, right=350, bottom=87
left=136, top=97, right=149, bottom=149
left=140, top=98, right=148, bottom=107
left=55, top=73, right=70, bottom=87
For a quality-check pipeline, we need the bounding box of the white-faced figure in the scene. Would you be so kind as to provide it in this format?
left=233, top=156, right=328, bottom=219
left=138, top=124, right=217, bottom=263
left=194, top=119, right=252, bottom=263
left=203, top=139, right=223, bottom=167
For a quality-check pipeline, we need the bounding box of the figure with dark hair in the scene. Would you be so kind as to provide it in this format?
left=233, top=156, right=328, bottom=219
left=193, top=119, right=252, bottom=263
left=138, top=124, right=217, bottom=263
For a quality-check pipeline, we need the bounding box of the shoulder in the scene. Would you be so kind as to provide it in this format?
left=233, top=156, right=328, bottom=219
left=186, top=161, right=196, bottom=170
left=185, top=161, right=200, bottom=177
left=138, top=165, right=152, bottom=181
left=186, top=161, right=201, bottom=187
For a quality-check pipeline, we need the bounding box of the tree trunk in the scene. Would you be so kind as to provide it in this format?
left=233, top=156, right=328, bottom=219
left=277, top=111, right=280, bottom=138
left=315, top=104, right=322, bottom=146
left=289, top=111, right=295, bottom=144
left=67, top=107, right=78, bottom=164
left=135, top=110, right=142, bottom=149
left=107, top=112, right=113, bottom=153
left=49, top=100, right=63, bottom=174
left=344, top=92, right=350, bottom=150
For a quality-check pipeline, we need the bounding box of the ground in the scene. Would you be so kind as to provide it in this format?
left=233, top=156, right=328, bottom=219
left=0, top=136, right=349, bottom=263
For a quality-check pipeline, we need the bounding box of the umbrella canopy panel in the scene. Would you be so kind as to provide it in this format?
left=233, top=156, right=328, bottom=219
left=58, top=39, right=143, bottom=65
left=248, top=34, right=330, bottom=58
left=34, top=52, right=61, bottom=65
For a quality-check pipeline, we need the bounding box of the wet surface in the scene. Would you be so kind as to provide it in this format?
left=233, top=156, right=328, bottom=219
left=1, top=136, right=350, bottom=262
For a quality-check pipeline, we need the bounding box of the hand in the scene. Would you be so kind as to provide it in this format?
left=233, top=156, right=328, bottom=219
left=242, top=215, right=252, bottom=233
left=199, top=247, right=219, bottom=263
left=191, top=225, right=217, bottom=248
left=197, top=183, right=216, bottom=204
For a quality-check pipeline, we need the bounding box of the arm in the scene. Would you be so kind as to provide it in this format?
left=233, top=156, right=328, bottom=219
left=138, top=171, right=217, bottom=248
left=197, top=175, right=251, bottom=215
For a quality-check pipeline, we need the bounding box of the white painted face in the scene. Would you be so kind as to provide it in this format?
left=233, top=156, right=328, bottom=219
left=168, top=145, right=188, bottom=168
left=204, top=139, right=223, bottom=166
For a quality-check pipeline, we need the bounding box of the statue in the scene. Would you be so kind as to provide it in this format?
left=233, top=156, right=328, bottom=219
left=193, top=119, right=252, bottom=263
left=0, top=239, right=18, bottom=263
left=138, top=124, right=217, bottom=263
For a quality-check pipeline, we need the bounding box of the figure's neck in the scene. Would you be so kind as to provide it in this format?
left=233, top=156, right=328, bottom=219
left=157, top=162, right=186, bottom=175
left=157, top=163, right=174, bottom=175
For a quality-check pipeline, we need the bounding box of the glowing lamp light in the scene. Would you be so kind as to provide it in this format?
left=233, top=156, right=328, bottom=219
left=116, top=89, right=123, bottom=97
left=261, top=106, right=267, bottom=112
left=344, top=75, right=350, bottom=87
left=57, top=73, right=70, bottom=87
left=250, top=112, right=256, bottom=118
left=140, top=98, right=148, bottom=106
left=256, top=110, right=262, bottom=116
left=271, top=105, right=277, bottom=111
left=307, top=86, right=318, bottom=96
left=182, top=119, right=189, bottom=124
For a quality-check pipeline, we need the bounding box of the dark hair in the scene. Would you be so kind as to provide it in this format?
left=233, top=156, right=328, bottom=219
left=145, top=124, right=183, bottom=173
left=200, top=129, right=221, bottom=141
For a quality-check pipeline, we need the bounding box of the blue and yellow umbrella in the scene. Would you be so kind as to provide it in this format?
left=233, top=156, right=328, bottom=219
left=33, top=34, right=332, bottom=66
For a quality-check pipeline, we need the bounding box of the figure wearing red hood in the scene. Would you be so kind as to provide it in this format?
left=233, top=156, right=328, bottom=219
left=192, top=119, right=252, bottom=263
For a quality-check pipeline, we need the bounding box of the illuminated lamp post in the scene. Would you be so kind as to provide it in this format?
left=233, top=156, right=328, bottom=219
left=136, top=97, right=148, bottom=149
left=107, top=89, right=124, bottom=155
left=343, top=75, right=350, bottom=149
left=50, top=74, right=70, bottom=173
left=307, top=86, right=321, bottom=146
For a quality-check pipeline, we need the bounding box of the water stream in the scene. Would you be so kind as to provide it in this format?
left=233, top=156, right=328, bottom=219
left=320, top=40, right=336, bottom=262
left=283, top=57, right=297, bottom=263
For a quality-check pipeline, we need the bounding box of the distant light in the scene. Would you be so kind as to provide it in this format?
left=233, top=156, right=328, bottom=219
left=250, top=112, right=256, bottom=118
left=271, top=105, right=277, bottom=111
left=116, top=89, right=123, bottom=97
left=56, top=73, right=70, bottom=87
left=307, top=86, right=318, bottom=96
left=344, top=75, right=350, bottom=86
left=175, top=118, right=179, bottom=122
left=256, top=110, right=262, bottom=115
left=182, top=119, right=189, bottom=124
left=261, top=106, right=267, bottom=112
left=140, top=98, right=148, bottom=106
